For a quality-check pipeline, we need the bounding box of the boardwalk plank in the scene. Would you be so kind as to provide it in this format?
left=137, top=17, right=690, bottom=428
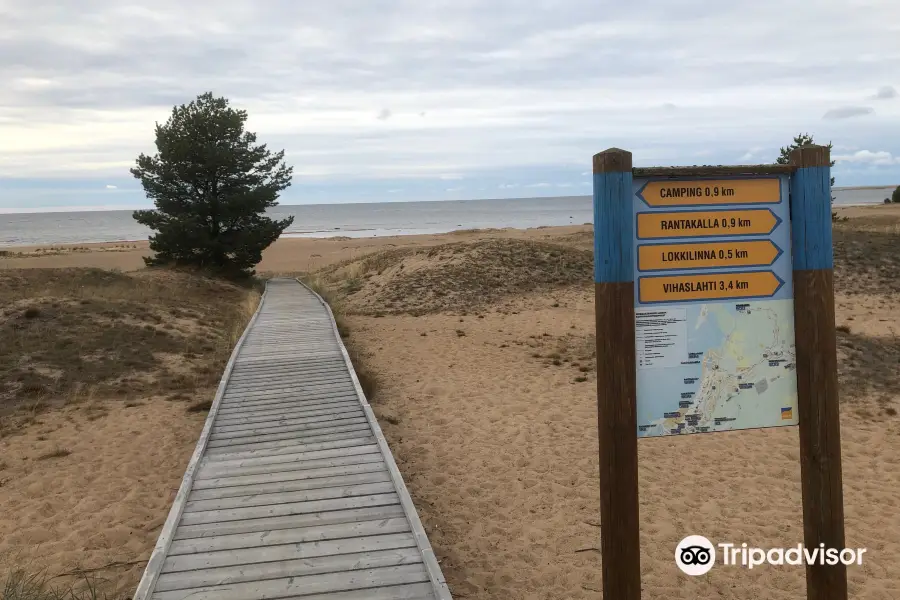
left=173, top=504, right=405, bottom=540
left=183, top=481, right=396, bottom=513
left=198, top=444, right=380, bottom=475
left=222, top=382, right=357, bottom=398
left=179, top=493, right=401, bottom=525
left=196, top=451, right=384, bottom=480
left=204, top=428, right=373, bottom=455
left=218, top=394, right=361, bottom=410
left=208, top=417, right=369, bottom=441
left=227, top=366, right=351, bottom=380
left=211, top=410, right=365, bottom=434
left=152, top=564, right=429, bottom=600
left=169, top=519, right=412, bottom=557
left=154, top=547, right=424, bottom=592
left=192, top=461, right=387, bottom=490
left=230, top=357, right=346, bottom=371
left=214, top=404, right=362, bottom=424
left=203, top=436, right=376, bottom=462
left=214, top=402, right=363, bottom=423
left=224, top=378, right=353, bottom=391
left=222, top=385, right=357, bottom=401
left=187, top=470, right=391, bottom=502
left=205, top=423, right=373, bottom=449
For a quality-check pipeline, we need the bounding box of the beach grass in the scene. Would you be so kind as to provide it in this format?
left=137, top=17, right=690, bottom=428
left=0, top=567, right=126, bottom=600
left=0, top=267, right=260, bottom=433
left=311, top=238, right=593, bottom=316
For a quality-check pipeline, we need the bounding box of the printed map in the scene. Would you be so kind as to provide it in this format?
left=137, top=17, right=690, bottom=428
left=636, top=299, right=799, bottom=437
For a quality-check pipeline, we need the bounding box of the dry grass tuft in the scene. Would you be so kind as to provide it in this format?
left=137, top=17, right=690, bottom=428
left=0, top=567, right=125, bottom=600
left=186, top=400, right=213, bottom=413
left=35, top=448, right=71, bottom=461
left=525, top=333, right=597, bottom=377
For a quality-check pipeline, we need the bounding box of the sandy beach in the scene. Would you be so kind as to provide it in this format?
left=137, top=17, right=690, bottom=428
left=1, top=204, right=898, bottom=598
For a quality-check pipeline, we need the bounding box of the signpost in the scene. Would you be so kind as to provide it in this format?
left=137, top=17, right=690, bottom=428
left=637, top=177, right=781, bottom=206
left=637, top=239, right=783, bottom=271
left=636, top=208, right=782, bottom=239
left=593, top=147, right=847, bottom=599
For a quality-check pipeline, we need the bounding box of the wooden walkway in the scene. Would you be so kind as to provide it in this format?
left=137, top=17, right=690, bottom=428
left=134, top=278, right=452, bottom=600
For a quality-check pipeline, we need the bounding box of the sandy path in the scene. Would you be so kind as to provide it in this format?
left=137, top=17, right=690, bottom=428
left=349, top=289, right=899, bottom=599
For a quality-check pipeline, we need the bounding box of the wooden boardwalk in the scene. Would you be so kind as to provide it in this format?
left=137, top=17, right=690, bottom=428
left=134, top=278, right=452, bottom=600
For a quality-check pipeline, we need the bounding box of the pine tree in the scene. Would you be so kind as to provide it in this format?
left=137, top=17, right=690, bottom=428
left=132, top=92, right=294, bottom=277
left=775, top=133, right=836, bottom=187
left=775, top=133, right=838, bottom=219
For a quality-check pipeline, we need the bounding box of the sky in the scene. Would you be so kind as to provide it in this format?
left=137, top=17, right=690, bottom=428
left=2, top=0, right=900, bottom=212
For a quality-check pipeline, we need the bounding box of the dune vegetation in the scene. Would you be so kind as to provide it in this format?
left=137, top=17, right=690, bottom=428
left=0, top=268, right=260, bottom=598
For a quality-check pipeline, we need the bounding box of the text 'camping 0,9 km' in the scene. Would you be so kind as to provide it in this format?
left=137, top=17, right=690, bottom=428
left=632, top=175, right=797, bottom=437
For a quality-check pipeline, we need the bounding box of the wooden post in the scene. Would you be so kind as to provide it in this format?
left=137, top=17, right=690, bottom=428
left=790, top=145, right=848, bottom=600
left=593, top=148, right=642, bottom=600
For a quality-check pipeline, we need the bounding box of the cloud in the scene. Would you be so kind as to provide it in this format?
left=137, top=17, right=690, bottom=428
left=870, top=85, right=897, bottom=100
left=525, top=182, right=551, bottom=188
left=833, top=149, right=900, bottom=166
left=823, top=106, right=874, bottom=119
left=4, top=0, right=900, bottom=206
left=738, top=147, right=764, bottom=162
left=105, top=184, right=117, bottom=189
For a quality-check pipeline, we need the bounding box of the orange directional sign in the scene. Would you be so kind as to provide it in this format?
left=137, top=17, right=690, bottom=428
left=637, top=178, right=780, bottom=207
left=637, top=240, right=783, bottom=271
left=638, top=271, right=785, bottom=303
left=636, top=208, right=781, bottom=240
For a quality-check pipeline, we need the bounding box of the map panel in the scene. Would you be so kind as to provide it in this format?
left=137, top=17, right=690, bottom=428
left=636, top=300, right=798, bottom=436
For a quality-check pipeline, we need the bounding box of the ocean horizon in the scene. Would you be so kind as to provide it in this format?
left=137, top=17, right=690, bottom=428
left=0, top=187, right=895, bottom=248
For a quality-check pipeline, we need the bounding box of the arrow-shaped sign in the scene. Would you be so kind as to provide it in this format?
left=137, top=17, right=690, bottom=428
left=636, top=208, right=782, bottom=240
left=638, top=271, right=785, bottom=303
left=637, top=239, right=783, bottom=272
left=636, top=178, right=781, bottom=207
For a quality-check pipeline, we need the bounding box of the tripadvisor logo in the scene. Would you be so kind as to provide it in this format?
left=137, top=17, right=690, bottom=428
left=676, top=535, right=716, bottom=576
left=675, top=535, right=867, bottom=575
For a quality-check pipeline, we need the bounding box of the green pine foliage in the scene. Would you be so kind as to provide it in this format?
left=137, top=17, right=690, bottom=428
left=892, top=185, right=900, bottom=203
left=775, top=133, right=836, bottom=187
left=132, top=92, right=294, bottom=277
left=775, top=133, right=838, bottom=220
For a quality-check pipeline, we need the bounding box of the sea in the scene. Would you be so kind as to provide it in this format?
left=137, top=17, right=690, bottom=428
left=0, top=187, right=895, bottom=248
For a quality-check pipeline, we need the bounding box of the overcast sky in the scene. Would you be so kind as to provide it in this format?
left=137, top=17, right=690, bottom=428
left=2, top=0, right=900, bottom=212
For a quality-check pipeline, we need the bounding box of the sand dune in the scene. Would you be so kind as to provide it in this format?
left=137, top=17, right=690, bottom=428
left=1, top=207, right=898, bottom=598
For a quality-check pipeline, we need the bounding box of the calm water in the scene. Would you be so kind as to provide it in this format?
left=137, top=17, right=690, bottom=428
left=0, top=188, right=893, bottom=248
